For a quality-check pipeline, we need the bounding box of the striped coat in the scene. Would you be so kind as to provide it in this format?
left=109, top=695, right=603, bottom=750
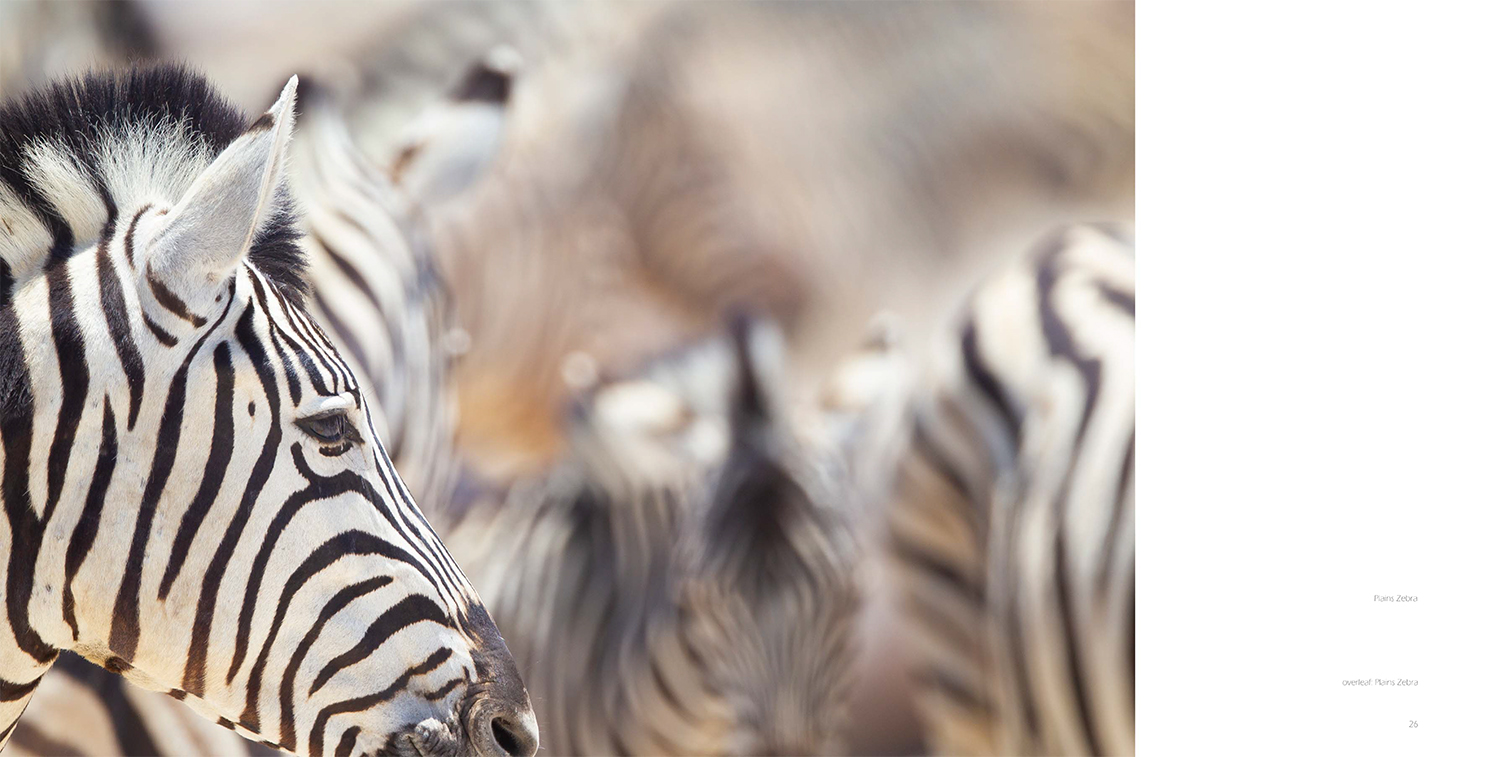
left=886, top=223, right=1135, bottom=755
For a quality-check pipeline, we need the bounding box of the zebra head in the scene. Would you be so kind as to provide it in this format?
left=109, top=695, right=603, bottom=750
left=0, top=67, right=535, bottom=756
left=570, top=316, right=862, bottom=755
left=672, top=316, right=862, bottom=756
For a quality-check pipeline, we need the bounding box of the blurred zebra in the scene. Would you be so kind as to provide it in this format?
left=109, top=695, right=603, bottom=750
left=0, top=66, right=536, bottom=756
left=287, top=75, right=465, bottom=511
left=885, top=223, right=1135, bottom=754
left=440, top=316, right=865, bottom=755
left=376, top=0, right=1135, bottom=473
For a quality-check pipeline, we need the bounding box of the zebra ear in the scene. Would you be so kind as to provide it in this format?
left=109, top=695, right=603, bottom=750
left=149, top=75, right=299, bottom=299
left=726, top=311, right=786, bottom=433
left=389, top=46, right=520, bottom=202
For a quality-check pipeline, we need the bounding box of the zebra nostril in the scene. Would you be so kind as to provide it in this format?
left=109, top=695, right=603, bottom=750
left=484, top=712, right=537, bottom=757
left=490, top=715, right=531, bottom=756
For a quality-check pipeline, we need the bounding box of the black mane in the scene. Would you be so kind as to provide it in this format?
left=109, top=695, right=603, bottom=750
left=0, top=64, right=307, bottom=303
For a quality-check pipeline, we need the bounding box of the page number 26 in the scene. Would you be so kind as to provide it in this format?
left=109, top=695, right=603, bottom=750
left=1409, top=721, right=1418, bottom=728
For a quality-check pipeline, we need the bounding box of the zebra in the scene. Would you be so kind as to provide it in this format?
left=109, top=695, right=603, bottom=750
left=438, top=315, right=865, bottom=755
left=4, top=63, right=514, bottom=757
left=0, top=66, right=538, bottom=756
left=882, top=222, right=1135, bottom=755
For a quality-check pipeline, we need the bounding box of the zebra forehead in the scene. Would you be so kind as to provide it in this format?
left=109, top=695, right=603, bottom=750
left=0, top=64, right=308, bottom=303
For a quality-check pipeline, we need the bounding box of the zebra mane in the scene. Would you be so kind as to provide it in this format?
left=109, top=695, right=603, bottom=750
left=691, top=315, right=855, bottom=601
left=0, top=64, right=307, bottom=304
left=696, top=434, right=828, bottom=597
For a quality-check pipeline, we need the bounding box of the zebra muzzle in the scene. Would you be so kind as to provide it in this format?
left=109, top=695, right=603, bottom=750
left=461, top=684, right=540, bottom=757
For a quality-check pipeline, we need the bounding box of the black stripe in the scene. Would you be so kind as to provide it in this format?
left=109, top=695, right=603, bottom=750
left=1054, top=528, right=1102, bottom=755
left=62, top=399, right=118, bottom=640
left=146, top=266, right=206, bottom=326
left=1098, top=283, right=1134, bottom=317
left=1096, top=430, right=1134, bottom=601
left=910, top=416, right=980, bottom=510
left=183, top=306, right=279, bottom=696
left=85, top=154, right=120, bottom=252
left=960, top=319, right=1024, bottom=444
left=891, top=541, right=989, bottom=663
left=246, top=111, right=275, bottom=132
left=42, top=266, right=90, bottom=524
left=310, top=648, right=453, bottom=757
left=249, top=273, right=302, bottom=404
left=310, top=288, right=371, bottom=389
left=122, top=205, right=152, bottom=269
left=271, top=281, right=341, bottom=386
left=265, top=281, right=334, bottom=397
left=334, top=727, right=360, bottom=757
left=1036, top=242, right=1112, bottom=754
left=276, top=576, right=394, bottom=750
left=0, top=301, right=58, bottom=665
left=423, top=677, right=464, bottom=701
left=97, top=243, right=145, bottom=428
left=309, top=595, right=451, bottom=696
left=316, top=231, right=383, bottom=328
left=366, top=439, right=469, bottom=604
left=1037, top=246, right=1102, bottom=453
left=226, top=442, right=398, bottom=684
left=233, top=449, right=445, bottom=690
left=915, top=664, right=991, bottom=713
left=41, top=195, right=74, bottom=268
left=283, top=285, right=357, bottom=391
left=998, top=462, right=1040, bottom=741
left=158, top=341, right=237, bottom=599
left=142, top=312, right=178, bottom=347
left=245, top=428, right=452, bottom=670
left=0, top=675, right=42, bottom=702
left=295, top=300, right=359, bottom=394
left=889, top=533, right=984, bottom=605
left=110, top=281, right=236, bottom=661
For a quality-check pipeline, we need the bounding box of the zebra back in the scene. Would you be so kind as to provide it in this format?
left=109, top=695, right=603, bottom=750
left=886, top=222, right=1135, bottom=755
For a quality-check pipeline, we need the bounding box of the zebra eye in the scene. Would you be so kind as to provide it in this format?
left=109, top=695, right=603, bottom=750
left=295, top=412, right=354, bottom=444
